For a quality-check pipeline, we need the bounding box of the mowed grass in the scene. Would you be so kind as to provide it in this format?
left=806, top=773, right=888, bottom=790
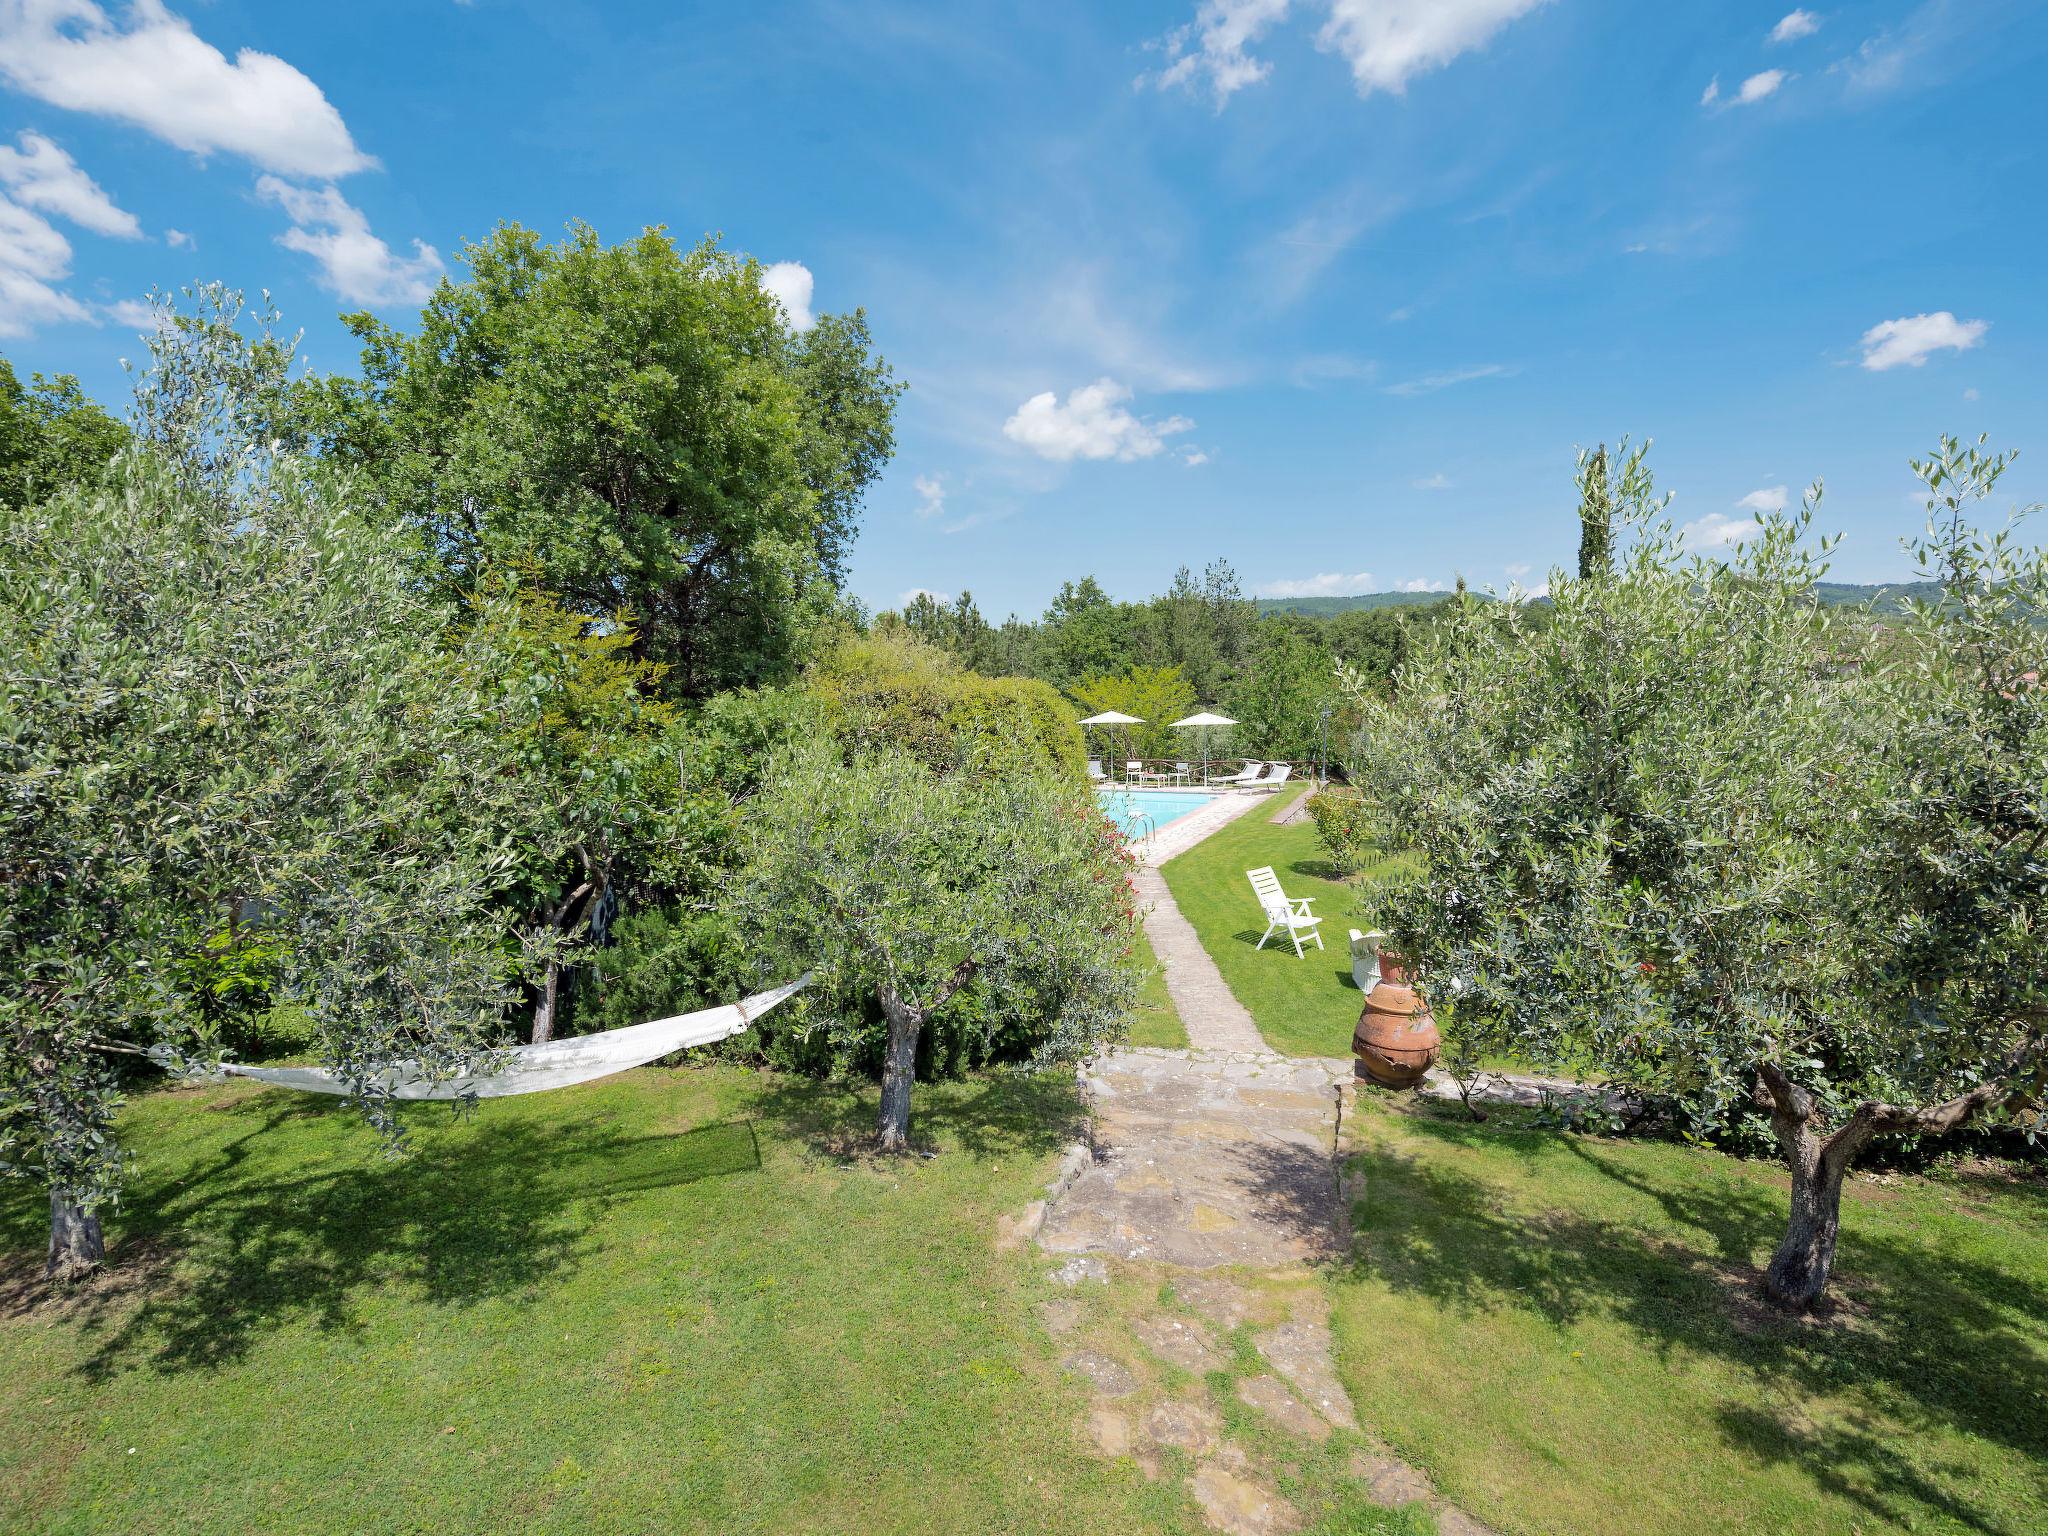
left=1331, top=1093, right=2048, bottom=1536
left=1129, top=949, right=1190, bottom=1048
left=1160, top=784, right=1415, bottom=1056
left=0, top=1067, right=1206, bottom=1536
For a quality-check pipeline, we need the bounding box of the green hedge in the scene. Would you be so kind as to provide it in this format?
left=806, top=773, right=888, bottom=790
left=810, top=637, right=1085, bottom=780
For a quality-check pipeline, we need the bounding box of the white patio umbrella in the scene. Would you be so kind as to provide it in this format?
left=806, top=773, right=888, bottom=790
left=1170, top=711, right=1238, bottom=783
left=1078, top=710, right=1145, bottom=779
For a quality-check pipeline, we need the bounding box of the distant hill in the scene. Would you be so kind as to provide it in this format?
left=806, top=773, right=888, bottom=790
left=1255, top=591, right=1461, bottom=617
left=1810, top=580, right=1944, bottom=613
left=1258, top=581, right=1944, bottom=619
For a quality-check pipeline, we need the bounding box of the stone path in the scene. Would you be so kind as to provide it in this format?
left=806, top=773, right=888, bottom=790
left=1134, top=866, right=1267, bottom=1054
left=1131, top=790, right=1267, bottom=1053
left=1038, top=1049, right=1345, bottom=1268
left=1015, top=795, right=1498, bottom=1534
left=1028, top=1048, right=1496, bottom=1534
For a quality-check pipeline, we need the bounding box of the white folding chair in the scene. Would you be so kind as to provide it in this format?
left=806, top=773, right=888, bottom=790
left=1247, top=864, right=1323, bottom=958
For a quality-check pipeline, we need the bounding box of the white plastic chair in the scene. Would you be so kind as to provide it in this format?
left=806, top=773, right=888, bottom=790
left=1247, top=864, right=1322, bottom=958
left=1173, top=761, right=1191, bottom=786
left=1087, top=759, right=1107, bottom=782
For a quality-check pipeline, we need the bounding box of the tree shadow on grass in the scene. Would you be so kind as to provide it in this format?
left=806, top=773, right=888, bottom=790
left=1288, top=858, right=1350, bottom=883
left=740, top=1067, right=1089, bottom=1165
left=1342, top=1109, right=2048, bottom=1535
left=14, top=1092, right=761, bottom=1383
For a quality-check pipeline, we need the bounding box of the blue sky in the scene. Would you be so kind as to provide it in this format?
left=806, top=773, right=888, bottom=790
left=2, top=1, right=2043, bottom=617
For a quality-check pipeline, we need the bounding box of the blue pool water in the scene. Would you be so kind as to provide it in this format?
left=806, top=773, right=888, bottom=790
left=1096, top=788, right=1217, bottom=839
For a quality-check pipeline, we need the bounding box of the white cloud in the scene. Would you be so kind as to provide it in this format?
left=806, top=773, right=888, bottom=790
left=760, top=260, right=814, bottom=330
left=1145, top=0, right=1291, bottom=106
left=1737, top=485, right=1789, bottom=513
left=1393, top=576, right=1448, bottom=592
left=1770, top=10, right=1821, bottom=44
left=0, top=0, right=373, bottom=179
left=1317, top=0, right=1548, bottom=97
left=164, top=226, right=191, bottom=247
left=1002, top=378, right=1194, bottom=463
left=1735, top=69, right=1789, bottom=104
left=1147, top=0, right=1545, bottom=105
left=1256, top=570, right=1378, bottom=599
left=912, top=473, right=946, bottom=519
left=1383, top=362, right=1511, bottom=396
left=1681, top=511, right=1754, bottom=551
left=1180, top=446, right=1210, bottom=467
left=1963, top=387, right=1979, bottom=402
left=1699, top=76, right=1720, bottom=105
left=1859, top=311, right=1987, bottom=371
left=0, top=193, right=88, bottom=335
left=1835, top=28, right=1918, bottom=94
left=898, top=587, right=951, bottom=607
left=255, top=177, right=443, bottom=307
left=0, top=130, right=138, bottom=237
left=101, top=296, right=158, bottom=328
left=1413, top=471, right=1451, bottom=490
left=1504, top=562, right=1530, bottom=580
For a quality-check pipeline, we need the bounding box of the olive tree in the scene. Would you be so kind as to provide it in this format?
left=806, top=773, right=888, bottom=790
left=739, top=747, right=1140, bottom=1151
left=1345, top=438, right=2046, bottom=1311
left=2, top=297, right=522, bottom=1279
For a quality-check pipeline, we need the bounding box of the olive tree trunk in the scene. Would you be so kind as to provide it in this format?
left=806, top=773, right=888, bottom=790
left=47, top=1191, right=104, bottom=1282
left=1762, top=1125, right=1852, bottom=1310
left=874, top=961, right=979, bottom=1154
left=1754, top=1060, right=2009, bottom=1312
left=876, top=988, right=923, bottom=1153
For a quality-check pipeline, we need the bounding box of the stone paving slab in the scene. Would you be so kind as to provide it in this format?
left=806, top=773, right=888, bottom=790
left=1038, top=1049, right=1346, bottom=1269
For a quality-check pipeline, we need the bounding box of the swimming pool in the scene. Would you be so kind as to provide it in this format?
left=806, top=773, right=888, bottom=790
left=1096, top=788, right=1217, bottom=840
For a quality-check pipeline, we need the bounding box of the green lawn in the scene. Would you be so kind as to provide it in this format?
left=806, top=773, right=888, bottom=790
left=0, top=1068, right=1208, bottom=1536
left=1129, top=950, right=1190, bottom=1048
left=1332, top=1093, right=2048, bottom=1536
left=1159, top=784, right=1414, bottom=1056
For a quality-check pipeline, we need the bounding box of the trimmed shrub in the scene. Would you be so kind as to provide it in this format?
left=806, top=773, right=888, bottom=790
left=1306, top=786, right=1377, bottom=876
left=810, top=634, right=1085, bottom=779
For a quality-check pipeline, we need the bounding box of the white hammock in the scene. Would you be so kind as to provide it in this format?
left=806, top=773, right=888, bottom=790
left=201, top=974, right=809, bottom=1101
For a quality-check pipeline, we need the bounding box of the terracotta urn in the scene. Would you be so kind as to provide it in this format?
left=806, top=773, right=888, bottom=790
left=1352, top=948, right=1441, bottom=1089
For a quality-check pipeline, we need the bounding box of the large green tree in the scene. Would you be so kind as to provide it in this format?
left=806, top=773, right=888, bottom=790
left=307, top=223, right=900, bottom=698
left=2, top=299, right=525, bottom=1278
left=1069, top=663, right=1198, bottom=760
left=0, top=356, right=125, bottom=508
left=1229, top=617, right=1336, bottom=763
left=1346, top=438, right=2046, bottom=1311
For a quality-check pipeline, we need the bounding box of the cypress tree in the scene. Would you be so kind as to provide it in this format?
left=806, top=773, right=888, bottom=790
left=1577, top=442, right=1613, bottom=580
